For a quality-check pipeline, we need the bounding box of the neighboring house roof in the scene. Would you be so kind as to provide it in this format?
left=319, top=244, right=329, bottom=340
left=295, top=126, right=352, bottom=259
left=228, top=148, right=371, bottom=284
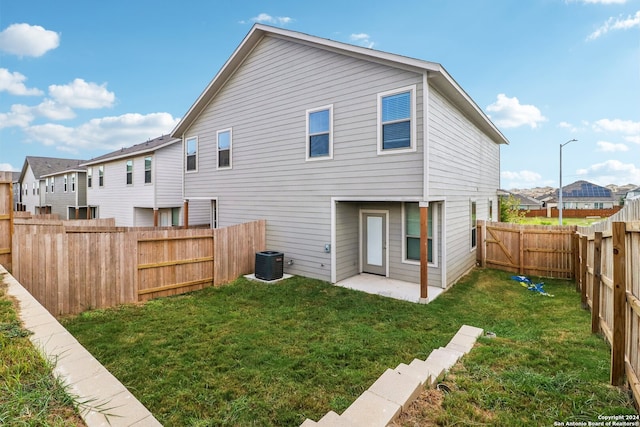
left=626, top=186, right=640, bottom=200
left=81, top=134, right=180, bottom=166
left=12, top=172, right=20, bottom=183
left=171, top=24, right=509, bottom=146
left=498, top=189, right=543, bottom=207
left=557, top=180, right=616, bottom=202
left=19, top=157, right=87, bottom=182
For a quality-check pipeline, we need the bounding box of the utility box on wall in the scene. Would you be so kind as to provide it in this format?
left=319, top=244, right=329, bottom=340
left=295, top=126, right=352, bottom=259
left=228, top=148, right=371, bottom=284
left=255, top=251, right=284, bottom=281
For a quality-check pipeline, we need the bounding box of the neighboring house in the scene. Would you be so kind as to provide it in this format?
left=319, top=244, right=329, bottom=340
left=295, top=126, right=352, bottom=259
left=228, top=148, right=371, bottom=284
left=81, top=135, right=209, bottom=227
left=557, top=180, right=617, bottom=209
left=40, top=165, right=88, bottom=219
left=11, top=172, right=21, bottom=211
left=498, top=189, right=543, bottom=210
left=171, top=24, right=509, bottom=290
left=626, top=186, right=640, bottom=201
left=18, top=157, right=86, bottom=215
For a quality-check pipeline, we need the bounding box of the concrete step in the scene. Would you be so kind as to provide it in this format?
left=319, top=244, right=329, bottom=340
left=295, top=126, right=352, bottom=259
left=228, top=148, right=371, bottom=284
left=300, top=419, right=317, bottom=427
left=368, top=368, right=422, bottom=411
left=341, top=390, right=402, bottom=427
left=316, top=410, right=355, bottom=426
left=409, top=358, right=441, bottom=385
left=425, top=347, right=459, bottom=375
left=395, top=362, right=432, bottom=387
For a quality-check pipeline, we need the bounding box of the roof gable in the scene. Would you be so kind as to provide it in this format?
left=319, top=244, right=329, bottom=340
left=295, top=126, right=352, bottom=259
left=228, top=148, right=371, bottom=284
left=81, top=135, right=180, bottom=166
left=171, top=24, right=509, bottom=146
left=20, top=156, right=87, bottom=181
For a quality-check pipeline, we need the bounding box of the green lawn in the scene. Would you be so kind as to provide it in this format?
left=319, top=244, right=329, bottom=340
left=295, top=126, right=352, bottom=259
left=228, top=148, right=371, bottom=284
left=0, top=273, right=86, bottom=426
left=61, top=269, right=636, bottom=426
left=518, top=216, right=605, bottom=226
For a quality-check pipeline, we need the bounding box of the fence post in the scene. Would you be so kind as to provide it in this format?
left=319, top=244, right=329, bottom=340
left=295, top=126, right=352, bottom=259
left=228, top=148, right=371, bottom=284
left=580, top=235, right=588, bottom=308
left=611, top=221, right=626, bottom=386
left=519, top=229, right=524, bottom=275
left=572, top=232, right=580, bottom=281
left=591, top=232, right=602, bottom=334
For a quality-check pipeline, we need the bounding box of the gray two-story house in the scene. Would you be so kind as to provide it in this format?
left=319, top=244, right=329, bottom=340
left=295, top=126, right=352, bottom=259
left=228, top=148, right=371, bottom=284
left=172, top=24, right=509, bottom=294
left=18, top=156, right=86, bottom=217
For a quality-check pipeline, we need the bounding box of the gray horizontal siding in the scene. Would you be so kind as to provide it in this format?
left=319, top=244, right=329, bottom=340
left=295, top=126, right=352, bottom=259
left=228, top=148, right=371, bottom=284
left=183, top=35, right=425, bottom=281
left=428, top=88, right=500, bottom=286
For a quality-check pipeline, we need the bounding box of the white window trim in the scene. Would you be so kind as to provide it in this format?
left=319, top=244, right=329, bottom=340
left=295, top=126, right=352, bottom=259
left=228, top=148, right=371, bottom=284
left=377, top=84, right=417, bottom=155
left=185, top=136, right=198, bottom=173
left=217, top=128, right=233, bottom=170
left=402, top=202, right=438, bottom=267
left=305, top=104, right=333, bottom=161
left=63, top=174, right=68, bottom=193
left=71, top=173, right=76, bottom=193
left=126, top=160, right=133, bottom=186
left=144, top=156, right=153, bottom=184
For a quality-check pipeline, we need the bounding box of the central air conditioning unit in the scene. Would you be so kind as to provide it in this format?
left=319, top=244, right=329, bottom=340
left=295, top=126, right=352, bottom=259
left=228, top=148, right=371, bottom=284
left=255, top=251, right=284, bottom=281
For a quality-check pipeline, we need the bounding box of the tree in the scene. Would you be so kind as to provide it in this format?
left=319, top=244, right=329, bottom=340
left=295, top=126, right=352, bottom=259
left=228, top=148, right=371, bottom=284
left=499, top=194, right=528, bottom=223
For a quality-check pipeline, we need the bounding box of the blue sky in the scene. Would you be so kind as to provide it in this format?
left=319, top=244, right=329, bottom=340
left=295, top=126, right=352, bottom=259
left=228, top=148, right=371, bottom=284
left=0, top=0, right=638, bottom=189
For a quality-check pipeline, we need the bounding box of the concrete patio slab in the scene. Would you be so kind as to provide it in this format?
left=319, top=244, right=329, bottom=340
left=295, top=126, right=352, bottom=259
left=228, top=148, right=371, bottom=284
left=317, top=410, right=355, bottom=426
left=335, top=273, right=444, bottom=304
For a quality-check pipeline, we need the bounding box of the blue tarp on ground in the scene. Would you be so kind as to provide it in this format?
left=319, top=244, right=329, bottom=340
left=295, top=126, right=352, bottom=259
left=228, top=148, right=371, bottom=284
left=511, top=275, right=554, bottom=297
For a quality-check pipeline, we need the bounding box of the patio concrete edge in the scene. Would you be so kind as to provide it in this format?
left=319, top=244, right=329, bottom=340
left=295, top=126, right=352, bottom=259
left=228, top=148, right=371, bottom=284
left=0, top=265, right=163, bottom=427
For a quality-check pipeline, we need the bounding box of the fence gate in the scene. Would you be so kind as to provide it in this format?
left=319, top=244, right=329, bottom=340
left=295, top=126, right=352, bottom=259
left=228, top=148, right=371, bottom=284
left=480, top=221, right=576, bottom=279
left=136, top=232, right=215, bottom=301
left=0, top=172, right=12, bottom=271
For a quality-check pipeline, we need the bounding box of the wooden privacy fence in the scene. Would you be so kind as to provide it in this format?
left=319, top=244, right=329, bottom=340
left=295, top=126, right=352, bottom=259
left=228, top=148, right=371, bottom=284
left=577, top=221, right=640, bottom=408
left=0, top=173, right=12, bottom=271
left=11, top=220, right=266, bottom=316
left=477, top=221, right=577, bottom=279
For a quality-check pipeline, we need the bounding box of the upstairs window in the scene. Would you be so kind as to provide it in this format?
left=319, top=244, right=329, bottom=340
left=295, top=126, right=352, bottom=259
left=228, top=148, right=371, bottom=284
left=45, top=178, right=49, bottom=193
left=378, top=86, right=416, bottom=154
left=71, top=173, right=76, bottom=192
left=306, top=105, right=333, bottom=160
left=126, top=160, right=133, bottom=185
left=87, top=167, right=93, bottom=188
left=217, top=129, right=232, bottom=169
left=145, top=156, right=152, bottom=183
left=64, top=174, right=68, bottom=192
left=186, top=137, right=197, bottom=172
left=98, top=165, right=104, bottom=187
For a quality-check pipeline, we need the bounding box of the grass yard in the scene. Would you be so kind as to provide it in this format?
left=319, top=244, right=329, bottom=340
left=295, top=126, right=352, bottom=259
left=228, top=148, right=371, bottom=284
left=61, top=269, right=636, bottom=426
left=0, top=273, right=86, bottom=426
left=518, top=216, right=605, bottom=227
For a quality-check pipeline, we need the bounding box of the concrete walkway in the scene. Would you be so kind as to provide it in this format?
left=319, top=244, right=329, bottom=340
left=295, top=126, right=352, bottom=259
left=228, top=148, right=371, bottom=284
left=335, top=273, right=444, bottom=303
left=0, top=265, right=162, bottom=427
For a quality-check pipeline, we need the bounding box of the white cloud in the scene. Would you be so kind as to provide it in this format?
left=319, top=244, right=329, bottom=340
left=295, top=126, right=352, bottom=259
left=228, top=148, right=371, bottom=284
left=578, top=0, right=627, bottom=3
left=350, top=33, right=375, bottom=48
left=576, top=159, right=640, bottom=185
left=24, top=112, right=180, bottom=153
left=626, top=135, right=640, bottom=144
left=593, top=118, right=640, bottom=134
left=501, top=170, right=552, bottom=189
left=486, top=94, right=547, bottom=129
left=33, top=99, right=76, bottom=120
left=558, top=121, right=579, bottom=133
left=48, top=79, right=115, bottom=109
left=0, top=163, right=17, bottom=172
left=247, top=13, right=293, bottom=25
left=0, top=23, right=60, bottom=57
left=0, top=68, right=43, bottom=96
left=596, top=141, right=629, bottom=152
left=0, top=104, right=34, bottom=129
left=587, top=10, right=640, bottom=40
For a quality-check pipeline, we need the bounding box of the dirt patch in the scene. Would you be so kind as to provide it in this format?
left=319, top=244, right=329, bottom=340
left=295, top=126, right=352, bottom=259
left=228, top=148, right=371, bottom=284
left=388, top=387, right=446, bottom=427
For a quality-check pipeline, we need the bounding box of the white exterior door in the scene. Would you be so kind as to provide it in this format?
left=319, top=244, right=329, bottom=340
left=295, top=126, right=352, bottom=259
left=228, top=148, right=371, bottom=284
left=362, top=212, right=387, bottom=276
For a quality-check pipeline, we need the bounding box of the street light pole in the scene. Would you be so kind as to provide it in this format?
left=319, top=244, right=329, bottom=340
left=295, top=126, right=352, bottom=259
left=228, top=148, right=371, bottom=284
left=559, top=138, right=577, bottom=225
